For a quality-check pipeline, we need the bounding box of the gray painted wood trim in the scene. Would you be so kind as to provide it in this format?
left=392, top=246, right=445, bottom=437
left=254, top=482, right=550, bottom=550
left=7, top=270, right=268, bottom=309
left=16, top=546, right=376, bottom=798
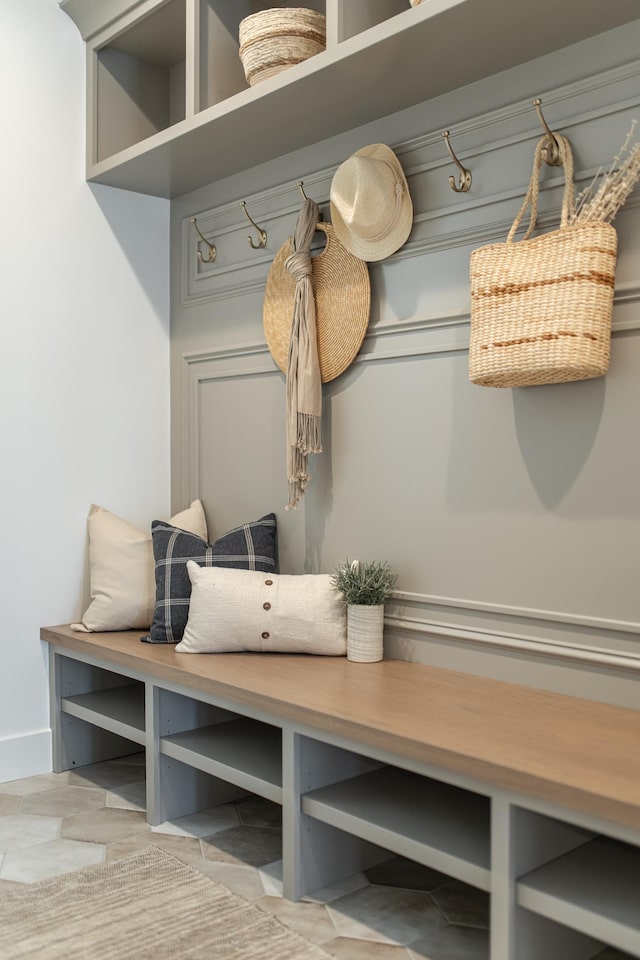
left=59, top=0, right=150, bottom=40
left=384, top=619, right=640, bottom=675
left=180, top=280, right=640, bottom=367
left=50, top=643, right=640, bottom=849
left=178, top=62, right=640, bottom=305
left=77, top=7, right=640, bottom=194
left=49, top=652, right=64, bottom=774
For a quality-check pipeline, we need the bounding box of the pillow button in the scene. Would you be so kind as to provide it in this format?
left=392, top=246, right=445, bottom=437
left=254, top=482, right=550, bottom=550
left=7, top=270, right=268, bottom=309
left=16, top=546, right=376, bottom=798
left=263, top=602, right=271, bottom=610
left=261, top=631, right=270, bottom=639
left=265, top=579, right=273, bottom=586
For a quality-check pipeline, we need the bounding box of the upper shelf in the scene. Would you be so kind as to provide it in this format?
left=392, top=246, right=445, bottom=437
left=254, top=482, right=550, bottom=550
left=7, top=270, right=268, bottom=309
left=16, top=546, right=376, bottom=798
left=61, top=0, right=640, bottom=199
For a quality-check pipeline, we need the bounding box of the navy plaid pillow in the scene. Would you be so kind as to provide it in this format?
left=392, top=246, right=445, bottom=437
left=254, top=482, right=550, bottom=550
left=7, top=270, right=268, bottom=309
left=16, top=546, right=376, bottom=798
left=143, top=513, right=278, bottom=644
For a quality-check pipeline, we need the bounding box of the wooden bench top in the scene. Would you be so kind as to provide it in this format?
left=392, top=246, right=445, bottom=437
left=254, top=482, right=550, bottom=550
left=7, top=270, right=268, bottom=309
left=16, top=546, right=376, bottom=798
left=42, top=624, right=640, bottom=834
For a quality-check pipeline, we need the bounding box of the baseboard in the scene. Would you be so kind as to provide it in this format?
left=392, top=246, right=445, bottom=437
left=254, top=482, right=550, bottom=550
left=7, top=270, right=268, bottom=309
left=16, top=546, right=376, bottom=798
left=0, top=729, right=52, bottom=784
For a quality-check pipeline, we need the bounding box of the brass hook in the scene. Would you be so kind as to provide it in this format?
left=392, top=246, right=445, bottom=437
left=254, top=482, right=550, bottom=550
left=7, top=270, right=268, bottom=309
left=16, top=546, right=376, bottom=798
left=240, top=201, right=267, bottom=249
left=190, top=217, right=216, bottom=263
left=532, top=98, right=561, bottom=167
left=441, top=131, right=472, bottom=193
left=296, top=180, right=310, bottom=201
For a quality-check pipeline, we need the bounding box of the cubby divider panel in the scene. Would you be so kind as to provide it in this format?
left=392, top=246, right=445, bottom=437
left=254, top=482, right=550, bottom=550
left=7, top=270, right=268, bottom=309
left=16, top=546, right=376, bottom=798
left=302, top=765, right=491, bottom=891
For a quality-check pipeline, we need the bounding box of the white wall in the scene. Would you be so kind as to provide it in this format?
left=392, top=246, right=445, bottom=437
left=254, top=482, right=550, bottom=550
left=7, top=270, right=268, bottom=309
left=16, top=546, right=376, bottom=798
left=0, top=0, right=171, bottom=782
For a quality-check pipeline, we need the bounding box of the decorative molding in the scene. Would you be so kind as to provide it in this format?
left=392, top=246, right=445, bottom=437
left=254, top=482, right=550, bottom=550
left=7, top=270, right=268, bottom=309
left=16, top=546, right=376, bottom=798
left=181, top=282, right=640, bottom=398
left=383, top=616, right=640, bottom=674
left=397, top=64, right=640, bottom=174
left=178, top=345, right=279, bottom=502
left=59, top=0, right=148, bottom=40
left=392, top=588, right=640, bottom=634
left=180, top=62, right=640, bottom=305
left=383, top=582, right=640, bottom=674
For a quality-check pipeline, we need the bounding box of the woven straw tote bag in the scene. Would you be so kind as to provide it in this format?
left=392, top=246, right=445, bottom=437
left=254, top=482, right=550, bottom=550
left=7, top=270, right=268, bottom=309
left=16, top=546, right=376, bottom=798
left=469, top=134, right=617, bottom=387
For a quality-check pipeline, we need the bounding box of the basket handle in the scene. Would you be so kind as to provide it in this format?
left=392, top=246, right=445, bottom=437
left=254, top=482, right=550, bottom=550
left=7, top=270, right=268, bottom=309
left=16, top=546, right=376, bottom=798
left=506, top=133, right=576, bottom=243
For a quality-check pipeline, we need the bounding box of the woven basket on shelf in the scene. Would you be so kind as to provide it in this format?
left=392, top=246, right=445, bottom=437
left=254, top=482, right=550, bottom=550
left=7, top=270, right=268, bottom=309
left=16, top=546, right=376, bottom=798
left=239, top=8, right=326, bottom=87
left=469, top=133, right=617, bottom=388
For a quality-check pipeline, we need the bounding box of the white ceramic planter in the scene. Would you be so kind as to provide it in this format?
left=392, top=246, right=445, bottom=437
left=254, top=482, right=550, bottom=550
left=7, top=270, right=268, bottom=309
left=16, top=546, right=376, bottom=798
left=347, top=604, right=384, bottom=662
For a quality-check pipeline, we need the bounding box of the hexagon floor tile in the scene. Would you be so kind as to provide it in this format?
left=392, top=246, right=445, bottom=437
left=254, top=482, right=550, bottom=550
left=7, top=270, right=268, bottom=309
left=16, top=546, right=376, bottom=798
left=327, top=884, right=447, bottom=945
left=0, top=814, right=61, bottom=853
left=0, top=838, right=105, bottom=882
left=0, top=759, right=635, bottom=960
left=151, top=804, right=240, bottom=838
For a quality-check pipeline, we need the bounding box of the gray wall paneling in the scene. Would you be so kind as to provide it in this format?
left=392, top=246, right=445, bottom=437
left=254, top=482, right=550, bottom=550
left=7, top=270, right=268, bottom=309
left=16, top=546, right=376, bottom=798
left=170, top=21, right=640, bottom=705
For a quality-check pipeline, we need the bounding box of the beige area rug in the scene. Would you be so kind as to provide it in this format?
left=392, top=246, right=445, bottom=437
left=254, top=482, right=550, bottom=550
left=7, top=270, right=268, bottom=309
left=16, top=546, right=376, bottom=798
left=0, top=846, right=333, bottom=959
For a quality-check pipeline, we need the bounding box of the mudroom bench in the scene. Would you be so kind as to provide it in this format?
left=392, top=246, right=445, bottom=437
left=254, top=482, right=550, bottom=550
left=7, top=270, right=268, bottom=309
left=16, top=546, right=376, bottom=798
left=42, top=624, right=640, bottom=959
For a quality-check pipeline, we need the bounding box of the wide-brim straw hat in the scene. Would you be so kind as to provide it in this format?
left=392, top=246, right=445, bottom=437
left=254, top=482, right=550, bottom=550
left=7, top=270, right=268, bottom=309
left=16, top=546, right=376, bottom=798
left=263, top=222, right=371, bottom=383
left=329, top=143, right=413, bottom=262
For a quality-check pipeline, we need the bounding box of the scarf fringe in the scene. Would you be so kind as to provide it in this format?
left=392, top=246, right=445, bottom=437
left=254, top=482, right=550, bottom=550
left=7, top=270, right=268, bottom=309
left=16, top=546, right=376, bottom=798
left=286, top=413, right=322, bottom=509
left=286, top=446, right=310, bottom=510
left=296, top=412, right=322, bottom=456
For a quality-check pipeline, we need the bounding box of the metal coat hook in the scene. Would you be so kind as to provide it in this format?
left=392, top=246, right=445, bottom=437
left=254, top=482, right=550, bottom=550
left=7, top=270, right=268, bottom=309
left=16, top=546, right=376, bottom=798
left=441, top=130, right=472, bottom=193
left=295, top=179, right=324, bottom=222
left=240, top=201, right=267, bottom=249
left=532, top=98, right=561, bottom=166
left=190, top=217, right=216, bottom=263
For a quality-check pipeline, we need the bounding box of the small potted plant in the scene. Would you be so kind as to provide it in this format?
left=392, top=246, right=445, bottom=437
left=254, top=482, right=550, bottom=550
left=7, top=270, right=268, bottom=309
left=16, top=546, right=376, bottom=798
left=331, top=559, right=397, bottom=662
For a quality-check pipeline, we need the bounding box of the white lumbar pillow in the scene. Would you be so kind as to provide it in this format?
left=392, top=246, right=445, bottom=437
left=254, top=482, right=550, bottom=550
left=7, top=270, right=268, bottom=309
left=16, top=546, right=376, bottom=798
left=72, top=501, right=208, bottom=632
left=176, top=562, right=346, bottom=656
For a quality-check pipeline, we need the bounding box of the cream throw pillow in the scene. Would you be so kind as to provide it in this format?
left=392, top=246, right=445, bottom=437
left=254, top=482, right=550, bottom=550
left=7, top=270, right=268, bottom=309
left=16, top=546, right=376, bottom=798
left=71, top=501, right=207, bottom=633
left=176, top=562, right=346, bottom=656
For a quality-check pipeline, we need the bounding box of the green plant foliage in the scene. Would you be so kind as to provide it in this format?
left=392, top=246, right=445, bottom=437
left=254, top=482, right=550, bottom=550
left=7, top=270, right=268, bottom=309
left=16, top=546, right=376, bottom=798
left=331, top=558, right=397, bottom=606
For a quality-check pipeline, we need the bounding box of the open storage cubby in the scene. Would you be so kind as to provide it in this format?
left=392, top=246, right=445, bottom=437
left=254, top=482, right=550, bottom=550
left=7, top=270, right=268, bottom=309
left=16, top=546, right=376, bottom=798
left=518, top=833, right=640, bottom=958
left=198, top=0, right=327, bottom=112
left=51, top=654, right=146, bottom=771
left=94, top=0, right=186, bottom=162
left=58, top=658, right=145, bottom=746
left=64, top=0, right=640, bottom=194
left=301, top=751, right=491, bottom=891
left=336, top=0, right=410, bottom=42
left=157, top=688, right=283, bottom=804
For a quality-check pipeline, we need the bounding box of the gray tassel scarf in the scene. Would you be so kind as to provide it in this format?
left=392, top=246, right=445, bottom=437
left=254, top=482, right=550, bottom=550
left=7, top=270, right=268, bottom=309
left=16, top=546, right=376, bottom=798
left=285, top=198, right=322, bottom=509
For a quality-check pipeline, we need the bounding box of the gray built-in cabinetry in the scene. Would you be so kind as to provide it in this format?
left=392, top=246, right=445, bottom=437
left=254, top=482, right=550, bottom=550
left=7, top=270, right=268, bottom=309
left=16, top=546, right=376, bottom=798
left=60, top=0, right=640, bottom=197
left=48, top=634, right=640, bottom=960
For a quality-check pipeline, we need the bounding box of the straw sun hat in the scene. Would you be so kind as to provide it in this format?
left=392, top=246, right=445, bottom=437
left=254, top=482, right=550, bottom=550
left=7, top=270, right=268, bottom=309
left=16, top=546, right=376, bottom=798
left=329, top=143, right=413, bottom=262
left=263, top=222, right=371, bottom=383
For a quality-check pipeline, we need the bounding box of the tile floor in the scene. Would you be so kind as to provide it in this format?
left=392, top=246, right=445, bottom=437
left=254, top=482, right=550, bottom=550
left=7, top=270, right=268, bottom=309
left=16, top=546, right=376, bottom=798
left=0, top=754, right=632, bottom=960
